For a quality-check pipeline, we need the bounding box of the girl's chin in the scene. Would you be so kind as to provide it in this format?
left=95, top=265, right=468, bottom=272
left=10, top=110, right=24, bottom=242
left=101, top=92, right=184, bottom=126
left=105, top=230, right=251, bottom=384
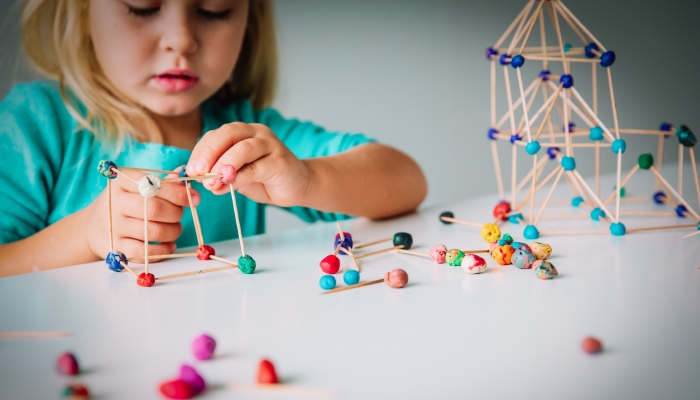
left=143, top=99, right=203, bottom=118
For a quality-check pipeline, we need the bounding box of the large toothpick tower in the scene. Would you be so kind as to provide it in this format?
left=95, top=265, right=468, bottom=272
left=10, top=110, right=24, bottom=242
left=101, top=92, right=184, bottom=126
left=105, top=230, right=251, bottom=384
left=484, top=0, right=699, bottom=239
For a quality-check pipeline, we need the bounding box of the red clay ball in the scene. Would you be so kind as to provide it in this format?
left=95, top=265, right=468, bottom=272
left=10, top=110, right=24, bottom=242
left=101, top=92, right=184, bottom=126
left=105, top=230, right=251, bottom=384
left=61, top=383, right=89, bottom=399
left=56, top=352, right=79, bottom=375
left=196, top=245, right=216, bottom=260
left=159, top=379, right=196, bottom=399
left=493, top=201, right=512, bottom=221
left=137, top=272, right=155, bottom=287
left=582, top=337, right=603, bottom=354
left=257, top=359, right=279, bottom=384
left=319, top=255, right=340, bottom=274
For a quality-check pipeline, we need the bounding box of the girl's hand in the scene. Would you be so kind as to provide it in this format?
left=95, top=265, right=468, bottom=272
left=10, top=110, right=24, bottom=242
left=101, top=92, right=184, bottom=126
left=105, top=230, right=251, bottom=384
left=185, top=122, right=310, bottom=206
left=84, top=171, right=200, bottom=261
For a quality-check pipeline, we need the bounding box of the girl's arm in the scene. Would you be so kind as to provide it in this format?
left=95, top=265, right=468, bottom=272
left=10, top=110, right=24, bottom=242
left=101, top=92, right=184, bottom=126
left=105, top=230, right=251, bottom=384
left=186, top=123, right=427, bottom=219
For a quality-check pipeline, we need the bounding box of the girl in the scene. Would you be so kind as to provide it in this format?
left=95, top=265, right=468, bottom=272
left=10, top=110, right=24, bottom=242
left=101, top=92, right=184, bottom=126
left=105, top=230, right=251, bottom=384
left=0, top=0, right=427, bottom=277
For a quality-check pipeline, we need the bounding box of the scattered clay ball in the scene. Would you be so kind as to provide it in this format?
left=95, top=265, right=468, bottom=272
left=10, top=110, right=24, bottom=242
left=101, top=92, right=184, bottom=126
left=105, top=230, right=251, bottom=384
left=489, top=241, right=499, bottom=254
left=582, top=337, right=603, bottom=354
left=498, top=233, right=514, bottom=245
left=461, top=254, right=487, bottom=274
left=319, top=255, right=340, bottom=274
left=392, top=232, right=413, bottom=250
left=491, top=245, right=515, bottom=265
left=61, top=383, right=89, bottom=399
left=192, top=334, right=216, bottom=361
left=137, top=175, right=162, bottom=198
left=196, top=245, right=216, bottom=260
left=334, top=232, right=353, bottom=251
left=105, top=250, right=126, bottom=272
left=530, top=241, right=552, bottom=260
left=446, top=249, right=465, bottom=266
left=159, top=379, right=195, bottom=400
left=429, top=244, right=447, bottom=264
left=510, top=241, right=530, bottom=251
left=257, top=359, right=279, bottom=384
left=56, top=352, right=79, bottom=376
left=493, top=201, right=511, bottom=221
left=137, top=272, right=155, bottom=287
left=219, top=164, right=236, bottom=184
left=534, top=259, right=558, bottom=280
left=512, top=248, right=537, bottom=269
left=343, top=270, right=360, bottom=285
left=319, top=275, right=336, bottom=290
left=179, top=365, right=206, bottom=395
left=384, top=269, right=409, bottom=288
left=238, top=255, right=256, bottom=274
left=480, top=223, right=501, bottom=243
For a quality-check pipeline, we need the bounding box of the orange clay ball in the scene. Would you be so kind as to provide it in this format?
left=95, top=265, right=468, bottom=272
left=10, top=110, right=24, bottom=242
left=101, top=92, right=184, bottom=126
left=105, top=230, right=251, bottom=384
left=491, top=245, right=515, bottom=265
left=582, top=337, right=603, bottom=354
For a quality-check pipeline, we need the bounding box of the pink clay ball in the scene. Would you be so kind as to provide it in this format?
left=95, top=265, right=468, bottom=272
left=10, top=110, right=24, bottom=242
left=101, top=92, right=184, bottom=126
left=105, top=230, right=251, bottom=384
left=384, top=269, right=409, bottom=288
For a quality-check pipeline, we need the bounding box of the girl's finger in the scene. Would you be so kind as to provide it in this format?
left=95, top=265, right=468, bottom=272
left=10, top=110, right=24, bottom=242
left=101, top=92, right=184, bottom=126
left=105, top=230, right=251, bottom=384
left=117, top=238, right=177, bottom=262
left=186, top=122, right=256, bottom=177
left=120, top=217, right=183, bottom=243
left=118, top=192, right=185, bottom=223
left=203, top=137, right=272, bottom=192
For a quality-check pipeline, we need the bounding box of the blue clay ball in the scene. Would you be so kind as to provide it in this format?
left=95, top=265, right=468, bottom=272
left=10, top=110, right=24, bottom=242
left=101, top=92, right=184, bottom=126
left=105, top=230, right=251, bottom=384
left=571, top=196, right=584, bottom=207
left=523, top=224, right=539, bottom=240
left=561, top=156, right=576, bottom=171
left=526, top=141, right=541, bottom=155
left=590, top=208, right=606, bottom=221
left=610, top=222, right=626, bottom=236
left=511, top=54, right=525, bottom=68
left=106, top=251, right=126, bottom=272
left=652, top=191, right=666, bottom=204
left=612, top=139, right=626, bottom=154
left=508, top=213, right=523, bottom=224
left=319, top=275, right=336, bottom=290
left=676, top=205, right=688, bottom=218
left=589, top=126, right=604, bottom=141
left=343, top=270, right=360, bottom=285
left=546, top=147, right=560, bottom=159
left=560, top=74, right=574, bottom=89
left=600, top=51, right=616, bottom=67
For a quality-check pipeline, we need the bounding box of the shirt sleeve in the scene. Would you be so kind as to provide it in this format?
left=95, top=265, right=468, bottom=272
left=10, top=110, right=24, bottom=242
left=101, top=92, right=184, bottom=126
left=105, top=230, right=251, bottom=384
left=0, top=83, right=66, bottom=243
left=254, top=107, right=376, bottom=223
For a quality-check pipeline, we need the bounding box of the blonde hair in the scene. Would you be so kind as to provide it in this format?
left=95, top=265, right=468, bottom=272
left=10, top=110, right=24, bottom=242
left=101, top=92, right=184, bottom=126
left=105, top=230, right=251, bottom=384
left=20, top=0, right=277, bottom=144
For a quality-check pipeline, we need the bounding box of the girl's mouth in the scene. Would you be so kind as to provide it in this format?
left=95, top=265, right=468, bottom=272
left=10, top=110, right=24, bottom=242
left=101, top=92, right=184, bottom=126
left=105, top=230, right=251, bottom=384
left=154, top=70, right=199, bottom=92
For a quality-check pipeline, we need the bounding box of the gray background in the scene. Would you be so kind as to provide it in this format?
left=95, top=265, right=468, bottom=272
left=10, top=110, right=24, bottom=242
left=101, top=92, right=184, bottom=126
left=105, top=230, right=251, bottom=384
left=2, top=0, right=699, bottom=232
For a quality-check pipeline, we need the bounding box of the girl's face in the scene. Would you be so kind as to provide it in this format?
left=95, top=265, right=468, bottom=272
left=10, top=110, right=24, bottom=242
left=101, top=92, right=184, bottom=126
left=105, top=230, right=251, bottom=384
left=89, top=0, right=249, bottom=118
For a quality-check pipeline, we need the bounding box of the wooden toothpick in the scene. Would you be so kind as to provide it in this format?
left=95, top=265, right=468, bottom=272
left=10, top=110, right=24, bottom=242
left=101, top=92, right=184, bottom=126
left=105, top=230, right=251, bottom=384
left=156, top=265, right=237, bottom=281
left=440, top=216, right=482, bottom=228
left=144, top=197, right=149, bottom=275
left=107, top=178, right=114, bottom=252
left=185, top=181, right=204, bottom=247
left=0, top=332, right=70, bottom=339
left=354, top=237, right=393, bottom=250
left=229, top=184, right=246, bottom=257
left=355, top=245, right=404, bottom=260
left=118, top=261, right=139, bottom=278
left=320, top=278, right=384, bottom=295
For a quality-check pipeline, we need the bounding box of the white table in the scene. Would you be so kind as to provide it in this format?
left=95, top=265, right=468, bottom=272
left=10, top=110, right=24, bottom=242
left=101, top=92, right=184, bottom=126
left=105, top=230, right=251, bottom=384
left=1, top=173, right=700, bottom=400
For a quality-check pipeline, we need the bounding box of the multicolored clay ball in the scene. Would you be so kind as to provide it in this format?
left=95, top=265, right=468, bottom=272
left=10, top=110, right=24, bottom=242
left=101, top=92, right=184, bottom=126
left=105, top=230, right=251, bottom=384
left=511, top=248, right=536, bottom=269
left=319, top=255, right=340, bottom=274
left=97, top=159, right=117, bottom=179
left=343, top=270, right=360, bottom=285
left=530, top=242, right=552, bottom=260
left=238, top=255, right=256, bottom=274
left=491, top=245, right=515, bottom=265
left=446, top=249, right=465, bottom=266
left=489, top=241, right=499, bottom=254
left=105, top=251, right=126, bottom=272
left=61, top=383, right=89, bottom=399
left=430, top=244, right=447, bottom=264
left=582, top=337, right=603, bottom=354
left=384, top=269, right=409, bottom=288
left=510, top=241, right=530, bottom=251
left=319, top=275, right=336, bottom=290
left=498, top=233, right=513, bottom=246
left=461, top=254, right=487, bottom=274
left=192, top=334, right=216, bottom=361
left=481, top=223, right=501, bottom=243
left=534, top=259, right=558, bottom=280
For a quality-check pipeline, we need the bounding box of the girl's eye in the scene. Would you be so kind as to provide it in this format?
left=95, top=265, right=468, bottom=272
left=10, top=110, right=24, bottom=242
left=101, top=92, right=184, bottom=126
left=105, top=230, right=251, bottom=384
left=127, top=5, right=160, bottom=17
left=198, top=9, right=231, bottom=20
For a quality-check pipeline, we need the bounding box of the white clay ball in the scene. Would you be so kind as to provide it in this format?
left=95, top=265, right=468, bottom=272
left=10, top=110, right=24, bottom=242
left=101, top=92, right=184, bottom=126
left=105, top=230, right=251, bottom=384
left=137, top=175, right=162, bottom=198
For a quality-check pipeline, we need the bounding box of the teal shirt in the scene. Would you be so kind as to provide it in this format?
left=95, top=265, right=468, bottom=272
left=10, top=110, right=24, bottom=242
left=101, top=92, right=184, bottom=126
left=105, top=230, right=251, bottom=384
left=0, top=81, right=374, bottom=247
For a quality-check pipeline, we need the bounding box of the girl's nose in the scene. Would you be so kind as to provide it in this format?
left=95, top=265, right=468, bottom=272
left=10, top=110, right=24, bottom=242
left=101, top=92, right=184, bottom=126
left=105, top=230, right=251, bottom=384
left=159, top=10, right=198, bottom=56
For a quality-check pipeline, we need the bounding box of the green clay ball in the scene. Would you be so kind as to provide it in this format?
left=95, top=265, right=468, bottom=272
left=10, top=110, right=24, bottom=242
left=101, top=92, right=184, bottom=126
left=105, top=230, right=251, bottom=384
left=638, top=153, right=654, bottom=170
left=238, top=255, right=256, bottom=274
